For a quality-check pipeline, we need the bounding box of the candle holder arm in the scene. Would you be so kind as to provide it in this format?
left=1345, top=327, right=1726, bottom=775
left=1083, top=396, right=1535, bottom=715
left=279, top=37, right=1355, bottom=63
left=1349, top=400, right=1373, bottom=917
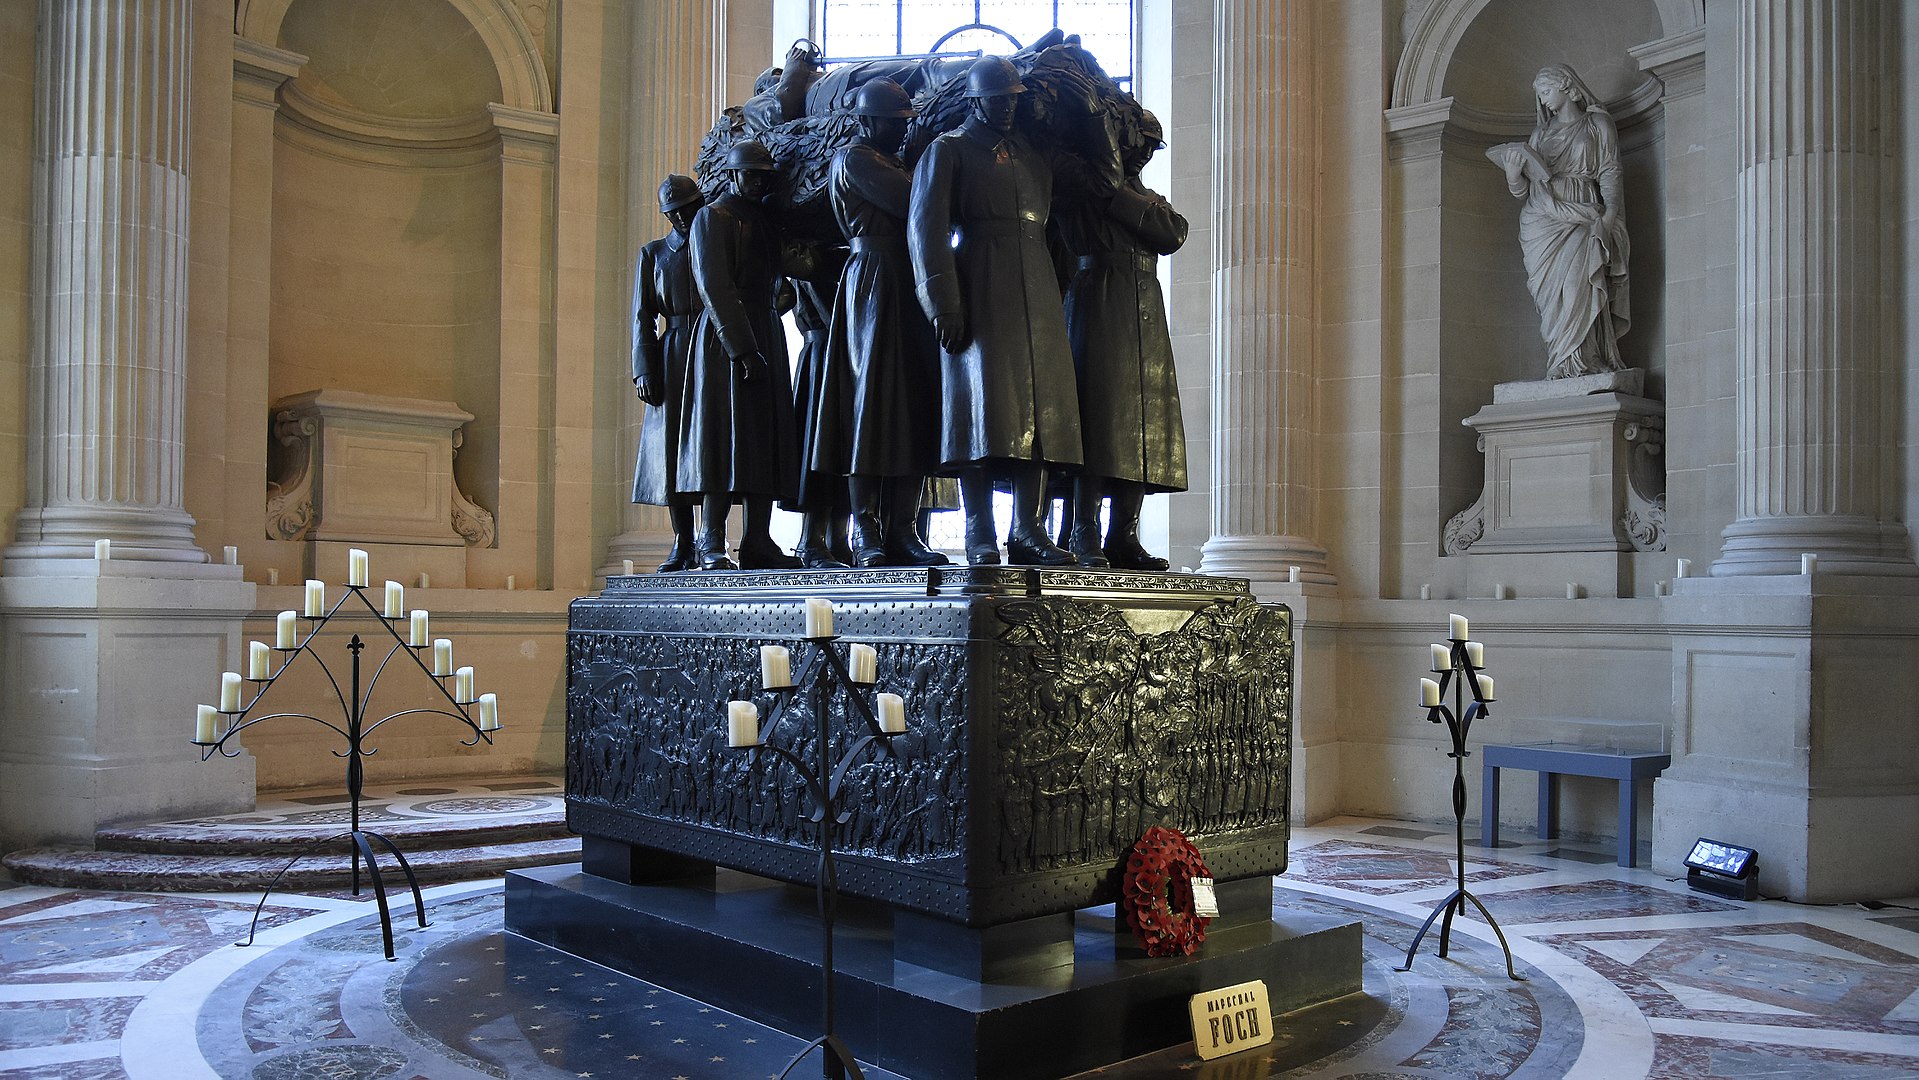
left=363, top=707, right=489, bottom=746
left=748, top=743, right=832, bottom=815
left=200, top=711, right=352, bottom=760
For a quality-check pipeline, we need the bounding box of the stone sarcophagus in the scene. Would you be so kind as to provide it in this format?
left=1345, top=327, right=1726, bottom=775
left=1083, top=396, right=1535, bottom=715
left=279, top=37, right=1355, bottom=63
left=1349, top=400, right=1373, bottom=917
left=566, top=567, right=1292, bottom=928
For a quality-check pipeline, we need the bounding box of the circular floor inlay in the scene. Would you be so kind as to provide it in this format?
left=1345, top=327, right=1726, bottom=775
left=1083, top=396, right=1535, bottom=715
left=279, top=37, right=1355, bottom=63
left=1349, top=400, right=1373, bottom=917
left=412, top=797, right=544, bottom=815
left=251, top=1044, right=409, bottom=1080
left=393, top=788, right=458, bottom=796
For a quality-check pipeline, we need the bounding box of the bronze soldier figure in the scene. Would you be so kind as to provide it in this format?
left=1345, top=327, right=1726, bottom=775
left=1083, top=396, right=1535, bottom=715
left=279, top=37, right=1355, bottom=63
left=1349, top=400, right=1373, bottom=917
left=1058, top=111, right=1188, bottom=570
left=909, top=57, right=1082, bottom=567
left=631, top=174, right=706, bottom=571
left=681, top=140, right=803, bottom=570
left=818, top=78, right=949, bottom=567
left=790, top=272, right=853, bottom=568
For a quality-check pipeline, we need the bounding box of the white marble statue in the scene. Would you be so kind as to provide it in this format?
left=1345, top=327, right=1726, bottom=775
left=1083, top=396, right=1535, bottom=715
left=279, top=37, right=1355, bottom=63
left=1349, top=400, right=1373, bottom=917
left=1490, top=64, right=1630, bottom=380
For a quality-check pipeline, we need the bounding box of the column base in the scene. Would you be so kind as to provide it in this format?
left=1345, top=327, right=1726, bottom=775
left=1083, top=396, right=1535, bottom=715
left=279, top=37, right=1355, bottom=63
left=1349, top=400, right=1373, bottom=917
left=1199, top=534, right=1336, bottom=586
left=6, top=504, right=209, bottom=564
left=1711, top=514, right=1917, bottom=576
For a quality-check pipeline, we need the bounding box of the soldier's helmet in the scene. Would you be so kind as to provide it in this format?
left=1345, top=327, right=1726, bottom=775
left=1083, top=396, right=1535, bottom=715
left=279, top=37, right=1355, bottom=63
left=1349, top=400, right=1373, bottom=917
left=964, top=56, right=1026, bottom=98
left=853, top=78, right=916, bottom=118
left=657, top=173, right=703, bottom=213
left=724, top=140, right=779, bottom=172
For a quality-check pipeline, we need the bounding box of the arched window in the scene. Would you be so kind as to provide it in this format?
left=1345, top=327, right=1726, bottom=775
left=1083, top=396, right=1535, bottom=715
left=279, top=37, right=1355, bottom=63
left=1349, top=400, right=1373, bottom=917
left=816, top=0, right=1135, bottom=88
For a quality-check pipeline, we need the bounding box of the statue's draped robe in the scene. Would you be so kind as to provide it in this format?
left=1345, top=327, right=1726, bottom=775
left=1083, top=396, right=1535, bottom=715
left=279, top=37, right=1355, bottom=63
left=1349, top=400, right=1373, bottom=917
left=631, top=229, right=700, bottom=506
left=1518, top=105, right=1630, bottom=379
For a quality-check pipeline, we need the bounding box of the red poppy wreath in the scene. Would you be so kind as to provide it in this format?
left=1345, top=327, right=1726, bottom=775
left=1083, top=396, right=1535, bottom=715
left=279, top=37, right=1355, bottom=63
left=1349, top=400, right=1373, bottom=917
left=1121, top=825, right=1213, bottom=957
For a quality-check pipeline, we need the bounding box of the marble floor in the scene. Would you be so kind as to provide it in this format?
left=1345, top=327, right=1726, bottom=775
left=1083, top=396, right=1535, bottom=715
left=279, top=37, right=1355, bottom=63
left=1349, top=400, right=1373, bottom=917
left=4, top=805, right=1917, bottom=1079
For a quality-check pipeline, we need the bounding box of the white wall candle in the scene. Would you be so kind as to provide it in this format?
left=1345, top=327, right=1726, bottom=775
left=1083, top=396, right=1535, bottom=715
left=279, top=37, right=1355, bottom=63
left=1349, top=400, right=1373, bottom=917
left=1493, top=582, right=1508, bottom=600
left=505, top=575, right=516, bottom=591
left=220, top=671, right=243, bottom=712
left=1566, top=583, right=1580, bottom=600
left=248, top=641, right=271, bottom=680
left=848, top=644, right=877, bottom=684
left=433, top=639, right=453, bottom=676
left=478, top=692, right=499, bottom=731
left=1801, top=552, right=1817, bottom=575
left=1464, top=641, right=1485, bottom=668
left=1449, top=613, right=1469, bottom=640
left=1287, top=565, right=1301, bottom=583
left=804, top=597, right=834, bottom=638
left=1430, top=644, right=1449, bottom=671
left=195, top=704, right=219, bottom=744
left=1675, top=557, right=1692, bottom=578
left=224, top=545, right=238, bottom=565
left=1420, top=678, right=1441, bottom=707
left=276, top=610, right=298, bottom=649
left=455, top=666, right=475, bottom=702
left=418, top=572, right=430, bottom=589
left=267, top=568, right=279, bottom=585
left=1419, top=583, right=1432, bottom=600
left=621, top=559, right=635, bottom=576
left=304, top=579, right=325, bottom=617
left=728, top=700, right=760, bottom=747
left=877, top=692, right=907, bottom=734
left=95, top=538, right=110, bottom=560
left=383, top=581, right=405, bottom=618
left=347, top=548, right=368, bottom=587
left=409, top=610, right=430, bottom=647
left=760, top=645, right=792, bottom=689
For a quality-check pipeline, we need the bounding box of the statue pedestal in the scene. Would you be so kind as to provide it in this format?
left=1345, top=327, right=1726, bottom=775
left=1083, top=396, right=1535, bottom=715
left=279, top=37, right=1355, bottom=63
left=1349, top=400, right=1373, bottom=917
left=1444, top=388, right=1665, bottom=592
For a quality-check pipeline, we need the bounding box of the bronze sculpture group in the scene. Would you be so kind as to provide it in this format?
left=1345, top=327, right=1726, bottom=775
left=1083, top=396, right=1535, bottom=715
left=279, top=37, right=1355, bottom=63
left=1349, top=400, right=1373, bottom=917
left=631, top=36, right=1186, bottom=572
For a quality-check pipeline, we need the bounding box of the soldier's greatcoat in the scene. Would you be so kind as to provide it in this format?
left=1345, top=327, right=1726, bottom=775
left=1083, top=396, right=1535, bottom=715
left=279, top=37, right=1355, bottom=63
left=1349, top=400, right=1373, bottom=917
left=630, top=228, right=701, bottom=505
left=1057, top=178, right=1190, bottom=491
left=909, top=117, right=1082, bottom=472
left=815, top=142, right=942, bottom=479
left=679, top=192, right=798, bottom=501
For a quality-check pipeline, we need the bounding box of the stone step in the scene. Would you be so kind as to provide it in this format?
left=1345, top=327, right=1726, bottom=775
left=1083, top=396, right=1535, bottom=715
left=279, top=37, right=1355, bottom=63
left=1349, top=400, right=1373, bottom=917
left=93, top=806, right=569, bottom=856
left=2, top=834, right=582, bottom=892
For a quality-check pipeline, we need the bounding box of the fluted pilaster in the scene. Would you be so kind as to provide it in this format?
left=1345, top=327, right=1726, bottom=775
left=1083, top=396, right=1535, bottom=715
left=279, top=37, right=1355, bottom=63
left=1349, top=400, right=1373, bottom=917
left=1713, top=0, right=1912, bottom=575
left=604, top=0, right=723, bottom=575
left=1198, top=0, right=1333, bottom=584
left=10, top=0, right=205, bottom=563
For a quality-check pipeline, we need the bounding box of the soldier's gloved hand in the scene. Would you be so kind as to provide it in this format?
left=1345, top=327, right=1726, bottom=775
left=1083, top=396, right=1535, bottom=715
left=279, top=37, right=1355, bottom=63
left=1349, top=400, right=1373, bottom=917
left=933, top=314, right=967, bottom=354
left=635, top=374, right=663, bottom=406
left=733, top=350, right=768, bottom=383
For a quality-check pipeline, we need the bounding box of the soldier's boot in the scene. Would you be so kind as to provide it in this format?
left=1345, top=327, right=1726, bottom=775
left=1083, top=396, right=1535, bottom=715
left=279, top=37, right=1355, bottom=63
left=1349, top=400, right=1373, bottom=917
left=883, top=475, right=949, bottom=566
left=848, top=476, right=888, bottom=568
left=795, top=509, right=850, bottom=570
left=696, top=495, right=736, bottom=571
left=738, top=496, right=803, bottom=570
left=1104, top=481, right=1168, bottom=571
left=827, top=511, right=855, bottom=568
left=657, top=503, right=698, bottom=572
left=1005, top=465, right=1074, bottom=566
left=1068, top=478, right=1109, bottom=567
left=961, top=470, right=1000, bottom=566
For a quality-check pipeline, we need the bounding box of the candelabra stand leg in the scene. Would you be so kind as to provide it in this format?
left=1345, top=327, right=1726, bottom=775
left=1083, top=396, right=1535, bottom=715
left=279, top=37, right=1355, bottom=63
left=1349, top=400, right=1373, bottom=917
left=348, top=635, right=366, bottom=898
left=361, top=829, right=430, bottom=931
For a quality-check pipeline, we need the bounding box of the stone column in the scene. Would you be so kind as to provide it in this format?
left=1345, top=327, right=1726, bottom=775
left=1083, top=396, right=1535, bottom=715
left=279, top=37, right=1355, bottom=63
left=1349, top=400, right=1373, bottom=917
left=1711, top=0, right=1913, bottom=576
left=8, top=0, right=207, bottom=565
left=602, top=0, right=722, bottom=578
left=1198, top=0, right=1334, bottom=585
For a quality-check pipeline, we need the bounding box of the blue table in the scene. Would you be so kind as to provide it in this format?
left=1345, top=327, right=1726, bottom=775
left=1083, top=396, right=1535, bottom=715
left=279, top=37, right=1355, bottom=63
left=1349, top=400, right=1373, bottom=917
left=1481, top=743, right=1672, bottom=867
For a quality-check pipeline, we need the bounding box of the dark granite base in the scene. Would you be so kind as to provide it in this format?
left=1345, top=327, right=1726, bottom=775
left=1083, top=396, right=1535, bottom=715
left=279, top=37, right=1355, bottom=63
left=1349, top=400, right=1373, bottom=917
left=505, top=863, right=1363, bottom=1080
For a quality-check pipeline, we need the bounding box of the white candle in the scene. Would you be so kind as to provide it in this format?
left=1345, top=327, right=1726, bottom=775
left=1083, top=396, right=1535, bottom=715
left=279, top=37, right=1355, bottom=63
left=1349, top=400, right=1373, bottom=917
left=383, top=581, right=405, bottom=618
left=220, top=671, right=243, bottom=712
left=1801, top=552, right=1817, bottom=575
left=1420, top=678, right=1441, bottom=707
left=95, top=538, right=110, bottom=560
left=304, top=579, right=325, bottom=617
left=728, top=700, right=760, bottom=747
left=621, top=559, right=635, bottom=576
left=1464, top=641, right=1485, bottom=668
left=1287, top=565, right=1301, bottom=583
left=248, top=641, right=271, bottom=680
left=418, top=572, right=431, bottom=589
left=1430, top=644, right=1449, bottom=672
left=267, top=568, right=279, bottom=586
left=848, top=644, right=877, bottom=684
left=1566, top=583, right=1580, bottom=600
left=804, top=597, right=834, bottom=638
left=1675, top=557, right=1692, bottom=579
left=348, top=548, right=368, bottom=587
left=409, top=610, right=430, bottom=647
left=455, top=666, right=475, bottom=702
left=224, top=545, right=238, bottom=565
left=760, top=645, right=792, bottom=689
left=506, top=575, right=516, bottom=591
left=1478, top=675, right=1495, bottom=700
left=195, top=704, right=219, bottom=744
left=1493, top=582, right=1508, bottom=600
left=1419, top=583, right=1432, bottom=601
left=276, top=610, right=298, bottom=649
left=478, top=692, right=499, bottom=731
left=1656, top=580, right=1669, bottom=596
left=433, top=639, right=453, bottom=676
left=877, top=692, right=907, bottom=734
left=1449, top=614, right=1469, bottom=640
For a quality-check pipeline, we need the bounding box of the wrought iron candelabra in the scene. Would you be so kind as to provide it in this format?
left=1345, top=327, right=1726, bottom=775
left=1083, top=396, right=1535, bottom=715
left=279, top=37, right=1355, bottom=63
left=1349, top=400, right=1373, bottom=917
left=725, top=599, right=907, bottom=1080
left=192, top=559, right=501, bottom=960
left=1398, top=620, right=1523, bottom=981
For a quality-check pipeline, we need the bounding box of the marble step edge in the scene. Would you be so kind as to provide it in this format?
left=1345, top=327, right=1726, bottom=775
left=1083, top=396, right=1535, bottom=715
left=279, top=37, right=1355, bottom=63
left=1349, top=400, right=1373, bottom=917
left=1, top=836, right=583, bottom=892
left=93, top=811, right=570, bottom=855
